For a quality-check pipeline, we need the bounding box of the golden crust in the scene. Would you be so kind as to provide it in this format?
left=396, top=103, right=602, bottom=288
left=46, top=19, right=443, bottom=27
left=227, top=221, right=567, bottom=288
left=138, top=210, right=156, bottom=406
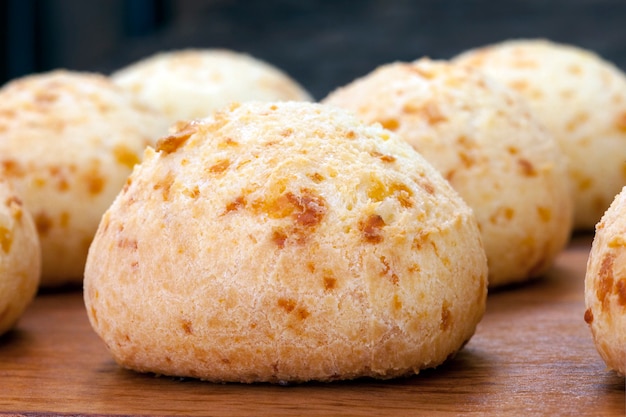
left=84, top=101, right=487, bottom=383
left=585, top=186, right=626, bottom=376
left=455, top=39, right=626, bottom=230
left=0, top=70, right=169, bottom=286
left=0, top=178, right=41, bottom=335
left=323, top=58, right=573, bottom=287
left=112, top=49, right=312, bottom=124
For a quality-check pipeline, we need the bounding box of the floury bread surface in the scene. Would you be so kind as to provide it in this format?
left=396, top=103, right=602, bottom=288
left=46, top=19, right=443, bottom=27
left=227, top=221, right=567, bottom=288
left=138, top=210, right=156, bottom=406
left=323, top=59, right=572, bottom=288
left=455, top=39, right=626, bottom=230
left=112, top=49, right=312, bottom=124
left=84, top=101, right=488, bottom=383
left=0, top=179, right=41, bottom=335
left=0, top=70, right=169, bottom=286
left=584, top=186, right=626, bottom=376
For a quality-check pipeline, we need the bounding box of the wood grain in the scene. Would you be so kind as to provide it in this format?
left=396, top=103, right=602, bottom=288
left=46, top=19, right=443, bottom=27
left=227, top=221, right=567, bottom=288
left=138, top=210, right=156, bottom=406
left=0, top=235, right=624, bottom=416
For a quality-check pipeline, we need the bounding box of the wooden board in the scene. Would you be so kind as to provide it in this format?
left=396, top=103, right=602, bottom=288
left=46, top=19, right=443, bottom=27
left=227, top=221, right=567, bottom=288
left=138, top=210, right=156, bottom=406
left=0, top=235, right=624, bottom=416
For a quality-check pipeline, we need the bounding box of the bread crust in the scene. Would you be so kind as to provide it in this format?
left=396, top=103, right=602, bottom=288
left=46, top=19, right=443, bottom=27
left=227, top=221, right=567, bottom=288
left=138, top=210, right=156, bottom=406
left=0, top=70, right=169, bottom=286
left=0, top=179, right=41, bottom=335
left=455, top=39, right=626, bottom=230
left=112, top=49, right=312, bottom=124
left=84, top=101, right=488, bottom=383
left=324, top=58, right=572, bottom=287
left=585, top=186, right=626, bottom=376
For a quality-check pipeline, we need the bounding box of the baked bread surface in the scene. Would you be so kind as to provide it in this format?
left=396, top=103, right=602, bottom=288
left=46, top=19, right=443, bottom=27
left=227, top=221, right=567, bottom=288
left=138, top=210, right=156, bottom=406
left=84, top=101, right=488, bottom=383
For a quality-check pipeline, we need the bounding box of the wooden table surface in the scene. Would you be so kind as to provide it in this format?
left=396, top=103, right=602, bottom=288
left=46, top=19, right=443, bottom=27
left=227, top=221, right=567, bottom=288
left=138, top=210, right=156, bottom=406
left=0, top=234, right=624, bottom=416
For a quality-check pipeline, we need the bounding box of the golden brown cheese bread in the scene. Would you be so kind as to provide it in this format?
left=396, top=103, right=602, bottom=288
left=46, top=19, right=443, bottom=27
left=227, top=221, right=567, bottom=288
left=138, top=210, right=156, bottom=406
left=585, top=186, right=626, bottom=376
left=323, top=58, right=572, bottom=288
left=0, top=70, right=169, bottom=286
left=0, top=178, right=40, bottom=335
left=84, top=101, right=488, bottom=383
left=455, top=39, right=626, bottom=231
left=112, top=49, right=312, bottom=124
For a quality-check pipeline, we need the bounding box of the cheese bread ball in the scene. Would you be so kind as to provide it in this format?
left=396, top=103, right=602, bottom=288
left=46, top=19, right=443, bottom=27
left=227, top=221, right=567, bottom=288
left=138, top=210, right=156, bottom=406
left=84, top=101, right=487, bottom=383
left=585, top=186, right=626, bottom=376
left=455, top=39, right=626, bottom=230
left=0, top=70, right=169, bottom=286
left=112, top=49, right=312, bottom=124
left=323, top=59, right=572, bottom=288
left=0, top=179, right=41, bottom=335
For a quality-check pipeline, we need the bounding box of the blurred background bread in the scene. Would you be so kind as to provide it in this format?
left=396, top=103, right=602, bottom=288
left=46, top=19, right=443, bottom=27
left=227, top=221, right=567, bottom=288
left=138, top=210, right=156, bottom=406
left=0, top=70, right=168, bottom=286
left=324, top=58, right=572, bottom=287
left=112, top=49, right=311, bottom=124
left=0, top=178, right=40, bottom=336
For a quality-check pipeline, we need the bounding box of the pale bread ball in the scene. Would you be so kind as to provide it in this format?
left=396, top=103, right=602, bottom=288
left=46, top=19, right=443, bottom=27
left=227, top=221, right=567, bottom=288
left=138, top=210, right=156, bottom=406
left=112, top=49, right=312, bottom=124
left=585, top=186, right=626, bottom=376
left=0, top=70, right=169, bottom=286
left=454, top=39, right=626, bottom=230
left=323, top=59, right=572, bottom=288
left=0, top=178, right=41, bottom=335
left=84, top=101, right=488, bottom=383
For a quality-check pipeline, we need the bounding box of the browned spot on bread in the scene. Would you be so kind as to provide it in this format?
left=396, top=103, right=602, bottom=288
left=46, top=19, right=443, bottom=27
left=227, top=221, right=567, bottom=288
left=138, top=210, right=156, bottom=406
left=289, top=191, right=326, bottom=227
left=421, top=101, right=447, bottom=125
left=218, top=137, right=239, bottom=148
left=370, top=151, right=397, bottom=164
left=412, top=230, right=431, bottom=250
left=509, top=80, right=529, bottom=91
left=280, top=128, right=294, bottom=137
left=379, top=118, right=399, bottom=131
left=393, top=294, right=402, bottom=311
left=518, top=158, right=537, bottom=177
left=584, top=308, right=593, bottom=324
left=346, top=130, right=356, bottom=139
left=272, top=228, right=288, bottom=248
left=616, top=279, right=626, bottom=306
left=209, top=159, right=230, bottom=174
left=181, top=320, right=193, bottom=335
left=440, top=301, right=452, bottom=331
left=537, top=206, right=552, bottom=222
left=296, top=307, right=310, bottom=320
left=277, top=298, right=296, bottom=313
left=156, top=126, right=196, bottom=154
left=459, top=151, right=476, bottom=168
left=153, top=171, right=175, bottom=201
left=85, top=164, right=105, bottom=196
left=113, top=144, right=140, bottom=169
left=183, top=186, right=200, bottom=199
left=380, top=256, right=399, bottom=285
left=6, top=196, right=23, bottom=222
left=597, top=254, right=615, bottom=310
left=2, top=159, right=26, bottom=177
left=0, top=226, right=12, bottom=253
left=489, top=206, right=515, bottom=224
left=308, top=172, right=325, bottom=183
left=223, top=195, right=246, bottom=214
left=117, top=238, right=138, bottom=250
left=360, top=214, right=385, bottom=243
left=323, top=274, right=337, bottom=291
left=615, top=112, right=626, bottom=133
left=35, top=212, right=52, bottom=236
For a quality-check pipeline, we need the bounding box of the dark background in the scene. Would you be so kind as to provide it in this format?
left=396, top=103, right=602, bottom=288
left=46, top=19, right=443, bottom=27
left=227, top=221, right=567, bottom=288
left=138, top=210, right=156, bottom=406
left=2, top=0, right=626, bottom=100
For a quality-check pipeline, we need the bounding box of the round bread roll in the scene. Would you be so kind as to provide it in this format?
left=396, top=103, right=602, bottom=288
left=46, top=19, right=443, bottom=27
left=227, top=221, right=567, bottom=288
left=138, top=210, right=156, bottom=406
left=0, top=178, right=41, bottom=336
left=585, top=186, right=626, bottom=376
left=112, top=49, right=312, bottom=124
left=323, top=59, right=572, bottom=288
left=454, top=39, right=626, bottom=230
left=84, top=101, right=488, bottom=383
left=0, top=70, right=169, bottom=286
